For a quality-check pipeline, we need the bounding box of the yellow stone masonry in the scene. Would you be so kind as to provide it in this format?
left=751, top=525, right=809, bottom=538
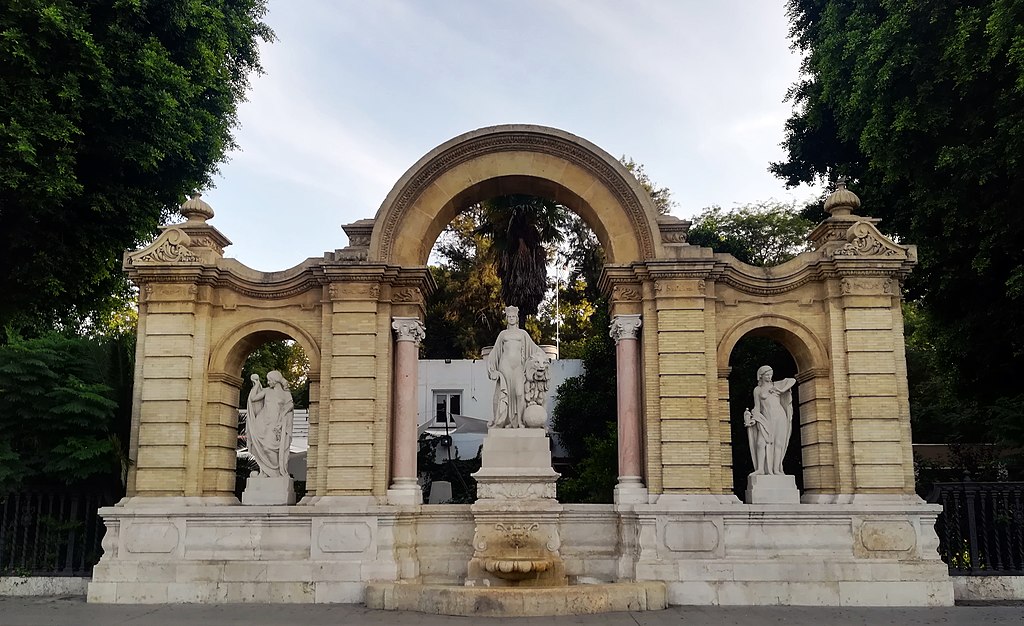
left=121, top=125, right=920, bottom=506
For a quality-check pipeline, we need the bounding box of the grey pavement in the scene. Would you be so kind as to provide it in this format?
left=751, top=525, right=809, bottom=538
left=1, top=597, right=1022, bottom=626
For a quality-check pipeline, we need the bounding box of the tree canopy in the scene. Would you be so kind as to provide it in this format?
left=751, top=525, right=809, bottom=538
left=773, top=0, right=1024, bottom=443
left=686, top=201, right=814, bottom=266
left=0, top=0, right=273, bottom=334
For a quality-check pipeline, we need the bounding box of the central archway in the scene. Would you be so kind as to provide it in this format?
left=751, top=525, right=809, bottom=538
left=368, top=125, right=665, bottom=266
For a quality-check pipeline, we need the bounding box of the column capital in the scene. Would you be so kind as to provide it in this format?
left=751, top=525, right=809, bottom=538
left=609, top=314, right=642, bottom=344
left=392, top=317, right=425, bottom=344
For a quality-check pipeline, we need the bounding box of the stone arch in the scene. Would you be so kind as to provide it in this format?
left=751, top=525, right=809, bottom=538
left=201, top=318, right=322, bottom=499
left=716, top=313, right=836, bottom=498
left=716, top=313, right=828, bottom=374
left=368, top=124, right=665, bottom=267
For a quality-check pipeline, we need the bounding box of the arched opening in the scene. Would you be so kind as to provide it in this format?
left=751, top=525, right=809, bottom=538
left=204, top=321, right=321, bottom=500
left=718, top=315, right=835, bottom=500
left=728, top=335, right=802, bottom=500
left=417, top=190, right=612, bottom=504
left=235, top=338, right=311, bottom=499
left=368, top=125, right=663, bottom=267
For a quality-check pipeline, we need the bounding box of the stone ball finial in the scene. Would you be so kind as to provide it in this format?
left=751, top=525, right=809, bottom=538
left=823, top=177, right=861, bottom=217
left=180, top=193, right=214, bottom=222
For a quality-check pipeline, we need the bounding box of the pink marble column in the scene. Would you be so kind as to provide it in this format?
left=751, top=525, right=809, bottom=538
left=610, top=314, right=647, bottom=504
left=388, top=317, right=425, bottom=505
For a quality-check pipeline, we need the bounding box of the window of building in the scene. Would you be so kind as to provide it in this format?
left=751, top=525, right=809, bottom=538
left=433, top=391, right=461, bottom=425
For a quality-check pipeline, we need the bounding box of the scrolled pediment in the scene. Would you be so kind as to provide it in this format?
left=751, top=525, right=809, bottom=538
left=126, top=228, right=201, bottom=265
left=829, top=221, right=908, bottom=259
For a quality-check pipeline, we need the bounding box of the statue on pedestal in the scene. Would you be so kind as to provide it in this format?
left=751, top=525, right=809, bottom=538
left=486, top=306, right=550, bottom=429
left=743, top=365, right=796, bottom=476
left=245, top=370, right=294, bottom=477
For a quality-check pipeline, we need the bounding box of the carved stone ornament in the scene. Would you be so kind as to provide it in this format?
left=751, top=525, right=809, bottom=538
left=475, top=481, right=557, bottom=500
left=391, top=317, right=426, bottom=344
left=840, top=277, right=899, bottom=296
left=392, top=287, right=421, bottom=303
left=830, top=221, right=906, bottom=258
left=609, top=314, right=642, bottom=343
left=127, top=228, right=200, bottom=265
left=611, top=284, right=642, bottom=302
left=654, top=279, right=706, bottom=295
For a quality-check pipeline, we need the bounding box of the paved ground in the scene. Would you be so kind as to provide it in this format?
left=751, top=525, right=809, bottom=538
left=0, top=597, right=1022, bottom=626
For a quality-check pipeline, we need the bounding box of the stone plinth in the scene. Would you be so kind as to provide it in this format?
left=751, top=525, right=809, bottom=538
left=745, top=474, right=800, bottom=504
left=472, top=429, right=559, bottom=502
left=241, top=476, right=296, bottom=505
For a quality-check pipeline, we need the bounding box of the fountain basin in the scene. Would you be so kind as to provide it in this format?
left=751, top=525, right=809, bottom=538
left=482, top=557, right=551, bottom=581
left=365, top=581, right=667, bottom=617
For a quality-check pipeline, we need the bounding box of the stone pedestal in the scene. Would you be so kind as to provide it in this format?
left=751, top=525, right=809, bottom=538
left=473, top=429, right=560, bottom=500
left=468, top=429, right=566, bottom=586
left=241, top=475, right=296, bottom=505
left=745, top=474, right=800, bottom=504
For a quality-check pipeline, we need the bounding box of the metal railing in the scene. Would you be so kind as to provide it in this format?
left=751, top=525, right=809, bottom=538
left=0, top=489, right=116, bottom=576
left=928, top=481, right=1024, bottom=575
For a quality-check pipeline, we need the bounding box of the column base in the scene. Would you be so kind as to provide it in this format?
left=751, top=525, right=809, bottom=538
left=387, top=479, right=422, bottom=506
left=613, top=477, right=649, bottom=505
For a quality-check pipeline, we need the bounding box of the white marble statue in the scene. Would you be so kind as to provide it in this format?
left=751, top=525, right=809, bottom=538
left=486, top=306, right=549, bottom=429
left=743, top=365, right=796, bottom=476
left=245, top=370, right=294, bottom=477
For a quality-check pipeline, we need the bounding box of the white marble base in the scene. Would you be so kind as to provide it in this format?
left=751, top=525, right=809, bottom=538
left=745, top=474, right=800, bottom=504
left=241, top=476, right=295, bottom=505
left=88, top=499, right=953, bottom=607
left=472, top=429, right=559, bottom=501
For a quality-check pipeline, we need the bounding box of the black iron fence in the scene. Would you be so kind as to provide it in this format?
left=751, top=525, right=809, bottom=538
left=928, top=481, right=1024, bottom=575
left=0, top=489, right=117, bottom=576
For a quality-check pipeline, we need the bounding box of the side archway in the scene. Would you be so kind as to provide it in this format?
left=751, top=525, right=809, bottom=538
left=202, top=318, right=322, bottom=498
left=368, top=124, right=665, bottom=267
left=717, top=314, right=836, bottom=498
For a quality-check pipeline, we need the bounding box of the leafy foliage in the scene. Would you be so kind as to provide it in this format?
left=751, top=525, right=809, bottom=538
left=0, top=0, right=273, bottom=334
left=620, top=157, right=675, bottom=215
left=424, top=207, right=506, bottom=359
left=0, top=334, right=132, bottom=491
left=475, top=195, right=567, bottom=319
left=773, top=0, right=1024, bottom=443
left=551, top=305, right=618, bottom=502
left=239, top=340, right=310, bottom=409
left=687, top=202, right=814, bottom=266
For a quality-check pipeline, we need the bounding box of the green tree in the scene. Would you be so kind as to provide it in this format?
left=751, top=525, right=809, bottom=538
left=0, top=334, right=131, bottom=492
left=687, top=201, right=815, bottom=266
left=0, top=0, right=273, bottom=335
left=423, top=207, right=506, bottom=358
left=772, top=0, right=1024, bottom=442
left=239, top=340, right=310, bottom=409
left=475, top=195, right=566, bottom=319
left=620, top=157, right=674, bottom=215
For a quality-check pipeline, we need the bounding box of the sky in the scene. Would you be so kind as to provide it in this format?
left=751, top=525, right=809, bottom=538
left=202, top=0, right=821, bottom=272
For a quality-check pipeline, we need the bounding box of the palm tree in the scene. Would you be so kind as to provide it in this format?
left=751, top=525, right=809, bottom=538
left=476, top=195, right=566, bottom=319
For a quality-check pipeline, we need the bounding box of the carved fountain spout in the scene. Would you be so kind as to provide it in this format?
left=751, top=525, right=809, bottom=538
left=480, top=523, right=554, bottom=583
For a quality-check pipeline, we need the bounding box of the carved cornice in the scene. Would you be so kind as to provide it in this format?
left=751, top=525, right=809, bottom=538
left=375, top=128, right=658, bottom=263
left=208, top=372, right=244, bottom=387
left=796, top=368, right=829, bottom=384
left=609, top=314, right=642, bottom=343
left=392, top=317, right=426, bottom=344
